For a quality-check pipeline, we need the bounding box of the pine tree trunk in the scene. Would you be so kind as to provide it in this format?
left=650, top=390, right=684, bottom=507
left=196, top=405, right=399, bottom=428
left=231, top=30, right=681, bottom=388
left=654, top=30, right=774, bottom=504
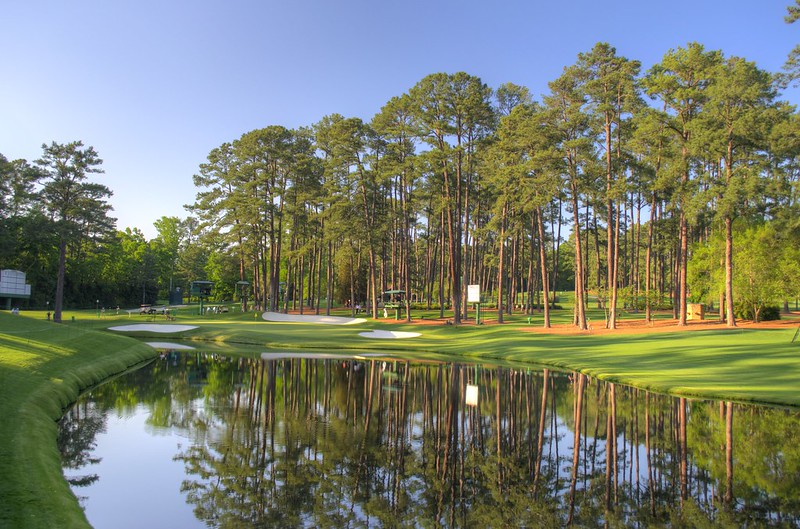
left=609, top=200, right=620, bottom=329
left=607, top=124, right=616, bottom=327
left=54, top=237, right=67, bottom=323
left=551, top=197, right=563, bottom=308
left=725, top=216, right=736, bottom=327
left=497, top=202, right=507, bottom=324
left=439, top=209, right=445, bottom=319
left=325, top=241, right=333, bottom=316
left=678, top=215, right=688, bottom=325
left=537, top=206, right=551, bottom=328
left=593, top=213, right=602, bottom=307
left=725, top=401, right=734, bottom=504
left=571, top=190, right=587, bottom=330
left=298, top=255, right=305, bottom=315
left=349, top=253, right=356, bottom=318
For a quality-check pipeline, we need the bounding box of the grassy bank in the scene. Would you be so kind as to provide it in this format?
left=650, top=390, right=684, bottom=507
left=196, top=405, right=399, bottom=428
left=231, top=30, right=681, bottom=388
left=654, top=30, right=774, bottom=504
left=2, top=306, right=800, bottom=528
left=0, top=312, right=156, bottom=529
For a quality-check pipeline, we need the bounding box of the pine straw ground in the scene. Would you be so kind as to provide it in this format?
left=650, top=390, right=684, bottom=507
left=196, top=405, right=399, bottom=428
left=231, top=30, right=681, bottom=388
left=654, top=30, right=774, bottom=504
left=520, top=315, right=800, bottom=335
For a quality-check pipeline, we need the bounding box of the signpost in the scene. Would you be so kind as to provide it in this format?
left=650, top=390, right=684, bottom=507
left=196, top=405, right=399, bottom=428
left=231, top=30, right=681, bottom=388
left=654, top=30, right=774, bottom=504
left=467, top=284, right=481, bottom=325
left=465, top=384, right=479, bottom=406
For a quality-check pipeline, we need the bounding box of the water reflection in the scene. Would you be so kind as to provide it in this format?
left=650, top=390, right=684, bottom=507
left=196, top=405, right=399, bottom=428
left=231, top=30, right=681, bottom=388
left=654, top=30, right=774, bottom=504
left=59, top=352, right=800, bottom=528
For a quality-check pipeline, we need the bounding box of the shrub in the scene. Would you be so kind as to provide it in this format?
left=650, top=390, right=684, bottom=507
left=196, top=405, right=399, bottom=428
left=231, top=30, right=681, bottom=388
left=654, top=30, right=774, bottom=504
left=733, top=303, right=781, bottom=322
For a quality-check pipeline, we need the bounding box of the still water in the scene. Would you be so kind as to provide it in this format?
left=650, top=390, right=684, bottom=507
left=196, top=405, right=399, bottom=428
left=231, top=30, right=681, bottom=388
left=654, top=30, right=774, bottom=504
left=59, top=351, right=800, bottom=528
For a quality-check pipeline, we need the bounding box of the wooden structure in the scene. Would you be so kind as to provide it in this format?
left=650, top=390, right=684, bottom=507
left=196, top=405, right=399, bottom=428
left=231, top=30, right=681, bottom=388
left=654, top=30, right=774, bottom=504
left=688, top=303, right=705, bottom=321
left=382, top=290, right=406, bottom=319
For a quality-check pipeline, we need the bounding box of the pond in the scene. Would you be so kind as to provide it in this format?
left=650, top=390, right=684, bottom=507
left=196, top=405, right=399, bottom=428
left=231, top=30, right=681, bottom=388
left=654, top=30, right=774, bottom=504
left=59, top=350, right=800, bottom=528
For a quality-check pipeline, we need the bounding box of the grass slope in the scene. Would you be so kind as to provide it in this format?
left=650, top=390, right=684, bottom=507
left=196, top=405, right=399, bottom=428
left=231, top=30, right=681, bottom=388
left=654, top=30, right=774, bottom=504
left=0, top=312, right=155, bottom=529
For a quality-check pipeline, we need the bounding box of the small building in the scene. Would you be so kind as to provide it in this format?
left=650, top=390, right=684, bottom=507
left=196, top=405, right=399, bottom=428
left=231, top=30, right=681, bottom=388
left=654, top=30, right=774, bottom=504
left=190, top=281, right=214, bottom=315
left=189, top=281, right=214, bottom=299
left=0, top=270, right=31, bottom=310
left=382, top=290, right=407, bottom=319
left=168, top=287, right=183, bottom=306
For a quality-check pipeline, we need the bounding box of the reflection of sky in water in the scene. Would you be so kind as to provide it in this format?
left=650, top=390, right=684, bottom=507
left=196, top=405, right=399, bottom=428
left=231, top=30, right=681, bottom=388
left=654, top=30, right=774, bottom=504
left=68, top=404, right=651, bottom=529
left=60, top=355, right=800, bottom=527
left=66, top=405, right=205, bottom=529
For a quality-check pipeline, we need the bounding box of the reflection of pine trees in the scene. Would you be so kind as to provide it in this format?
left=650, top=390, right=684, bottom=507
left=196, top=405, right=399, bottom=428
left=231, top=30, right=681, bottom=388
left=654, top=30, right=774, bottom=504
left=58, top=401, right=105, bottom=490
left=59, top=353, right=800, bottom=528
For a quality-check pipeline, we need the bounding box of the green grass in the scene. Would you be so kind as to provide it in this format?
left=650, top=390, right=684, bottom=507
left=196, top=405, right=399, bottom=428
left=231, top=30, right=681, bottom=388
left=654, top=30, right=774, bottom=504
left=0, top=312, right=155, bottom=529
left=2, top=304, right=800, bottom=527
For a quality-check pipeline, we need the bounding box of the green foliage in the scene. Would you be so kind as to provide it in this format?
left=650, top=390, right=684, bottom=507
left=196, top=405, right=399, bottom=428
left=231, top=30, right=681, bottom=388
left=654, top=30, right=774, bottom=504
left=734, top=223, right=787, bottom=321
left=690, top=221, right=799, bottom=321
left=734, top=303, right=781, bottom=322
left=204, top=247, right=239, bottom=301
left=688, top=231, right=725, bottom=304
left=334, top=244, right=367, bottom=304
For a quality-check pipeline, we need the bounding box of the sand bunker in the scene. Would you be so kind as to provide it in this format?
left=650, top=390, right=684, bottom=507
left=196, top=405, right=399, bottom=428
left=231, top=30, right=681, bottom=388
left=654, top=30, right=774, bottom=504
left=358, top=330, right=421, bottom=339
left=144, top=342, right=196, bottom=350
left=262, top=352, right=350, bottom=360
left=261, top=352, right=396, bottom=361
left=107, top=324, right=198, bottom=333
left=262, top=312, right=366, bottom=325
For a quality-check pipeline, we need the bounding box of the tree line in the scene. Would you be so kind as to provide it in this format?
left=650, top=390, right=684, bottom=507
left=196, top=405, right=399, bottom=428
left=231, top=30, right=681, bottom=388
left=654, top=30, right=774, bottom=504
left=2, top=41, right=800, bottom=327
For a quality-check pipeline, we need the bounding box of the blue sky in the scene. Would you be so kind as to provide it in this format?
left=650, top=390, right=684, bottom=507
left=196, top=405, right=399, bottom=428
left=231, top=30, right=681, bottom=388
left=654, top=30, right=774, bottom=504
left=2, top=0, right=798, bottom=239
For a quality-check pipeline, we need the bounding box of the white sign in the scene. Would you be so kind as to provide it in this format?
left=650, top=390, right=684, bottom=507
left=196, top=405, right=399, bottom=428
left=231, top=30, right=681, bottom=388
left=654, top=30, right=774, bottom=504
left=467, top=284, right=480, bottom=303
left=465, top=384, right=479, bottom=407
left=0, top=269, right=31, bottom=297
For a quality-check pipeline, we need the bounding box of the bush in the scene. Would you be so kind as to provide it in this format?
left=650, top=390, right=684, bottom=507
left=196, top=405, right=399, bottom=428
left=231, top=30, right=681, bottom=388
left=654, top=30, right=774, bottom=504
left=733, top=303, right=781, bottom=322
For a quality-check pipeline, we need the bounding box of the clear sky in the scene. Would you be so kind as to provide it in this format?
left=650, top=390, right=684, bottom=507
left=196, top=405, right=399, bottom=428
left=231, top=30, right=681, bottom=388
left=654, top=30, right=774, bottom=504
left=2, top=0, right=798, bottom=239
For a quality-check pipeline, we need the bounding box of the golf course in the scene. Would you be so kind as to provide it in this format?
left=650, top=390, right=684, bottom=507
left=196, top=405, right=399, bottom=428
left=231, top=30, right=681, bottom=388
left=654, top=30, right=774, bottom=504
left=1, top=303, right=799, bottom=528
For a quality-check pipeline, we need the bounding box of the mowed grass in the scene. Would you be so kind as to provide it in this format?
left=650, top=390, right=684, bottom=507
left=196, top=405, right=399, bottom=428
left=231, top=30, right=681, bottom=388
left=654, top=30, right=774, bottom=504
left=2, top=303, right=800, bottom=528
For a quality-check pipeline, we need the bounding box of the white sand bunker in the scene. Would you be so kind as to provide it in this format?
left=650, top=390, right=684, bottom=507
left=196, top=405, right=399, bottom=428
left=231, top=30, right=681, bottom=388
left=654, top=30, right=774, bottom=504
left=261, top=352, right=348, bottom=360
left=145, top=342, right=196, bottom=350
left=262, top=311, right=366, bottom=325
left=359, top=330, right=421, bottom=339
left=261, top=352, right=396, bottom=361
left=108, top=324, right=198, bottom=333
